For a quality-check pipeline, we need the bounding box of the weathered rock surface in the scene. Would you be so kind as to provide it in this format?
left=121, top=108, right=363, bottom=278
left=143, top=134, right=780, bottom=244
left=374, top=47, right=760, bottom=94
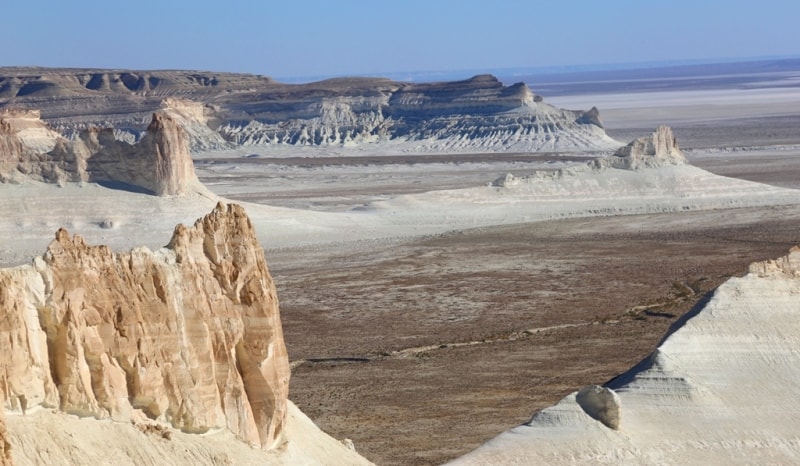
left=575, top=385, right=620, bottom=430
left=0, top=390, right=9, bottom=466
left=593, top=125, right=687, bottom=170
left=0, top=203, right=289, bottom=451
left=450, top=246, right=800, bottom=464
left=0, top=110, right=198, bottom=195
left=492, top=126, right=687, bottom=187
left=0, top=68, right=619, bottom=152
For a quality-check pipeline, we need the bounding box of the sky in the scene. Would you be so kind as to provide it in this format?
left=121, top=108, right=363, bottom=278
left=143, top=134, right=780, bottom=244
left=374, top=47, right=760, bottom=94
left=2, top=0, right=799, bottom=80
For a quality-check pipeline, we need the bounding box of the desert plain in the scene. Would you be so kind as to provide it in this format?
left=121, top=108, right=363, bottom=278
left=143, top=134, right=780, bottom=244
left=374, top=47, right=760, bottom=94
left=3, top=63, right=800, bottom=465
left=194, top=70, right=800, bottom=464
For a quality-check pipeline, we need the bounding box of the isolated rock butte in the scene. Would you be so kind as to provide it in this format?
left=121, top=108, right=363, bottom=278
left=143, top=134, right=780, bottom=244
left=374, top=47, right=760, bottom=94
left=594, top=125, right=687, bottom=170
left=72, top=111, right=198, bottom=195
left=492, top=125, right=686, bottom=187
left=0, top=110, right=197, bottom=195
left=0, top=203, right=289, bottom=454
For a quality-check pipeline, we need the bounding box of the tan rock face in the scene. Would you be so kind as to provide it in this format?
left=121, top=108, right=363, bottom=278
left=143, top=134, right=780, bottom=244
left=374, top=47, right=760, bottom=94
left=0, top=389, right=9, bottom=466
left=0, top=203, right=289, bottom=450
left=72, top=111, right=198, bottom=195
left=1, top=109, right=197, bottom=195
left=0, top=117, right=30, bottom=182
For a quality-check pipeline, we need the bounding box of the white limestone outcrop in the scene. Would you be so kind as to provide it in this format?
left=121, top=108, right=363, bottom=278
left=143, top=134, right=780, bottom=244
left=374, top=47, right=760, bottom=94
left=450, top=246, right=800, bottom=464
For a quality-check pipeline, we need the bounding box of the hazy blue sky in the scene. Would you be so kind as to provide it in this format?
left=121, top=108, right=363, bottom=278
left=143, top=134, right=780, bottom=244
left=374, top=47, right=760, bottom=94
left=2, top=0, right=798, bottom=79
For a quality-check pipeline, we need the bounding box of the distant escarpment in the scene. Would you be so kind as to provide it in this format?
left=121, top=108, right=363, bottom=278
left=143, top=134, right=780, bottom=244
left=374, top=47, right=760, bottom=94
left=0, top=203, right=289, bottom=455
left=0, top=68, right=618, bottom=152
left=0, top=109, right=197, bottom=195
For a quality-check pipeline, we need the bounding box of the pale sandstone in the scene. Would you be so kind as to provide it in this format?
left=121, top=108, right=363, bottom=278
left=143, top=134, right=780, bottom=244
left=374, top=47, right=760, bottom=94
left=0, top=202, right=289, bottom=450
left=0, top=389, right=9, bottom=466
left=1, top=110, right=197, bottom=195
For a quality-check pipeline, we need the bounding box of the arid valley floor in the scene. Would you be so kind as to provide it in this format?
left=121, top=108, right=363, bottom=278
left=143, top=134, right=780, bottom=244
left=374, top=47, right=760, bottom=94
left=3, top=64, right=800, bottom=465
left=191, top=74, right=800, bottom=464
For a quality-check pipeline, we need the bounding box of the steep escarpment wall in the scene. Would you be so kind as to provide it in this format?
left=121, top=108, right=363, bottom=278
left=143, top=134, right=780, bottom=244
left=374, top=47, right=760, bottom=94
left=0, top=68, right=619, bottom=152
left=0, top=203, right=290, bottom=455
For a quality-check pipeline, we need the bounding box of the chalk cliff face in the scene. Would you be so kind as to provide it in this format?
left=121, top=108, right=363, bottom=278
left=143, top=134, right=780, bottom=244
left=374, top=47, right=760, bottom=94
left=0, top=110, right=198, bottom=195
left=219, top=74, right=616, bottom=152
left=0, top=203, right=289, bottom=452
left=0, top=68, right=619, bottom=152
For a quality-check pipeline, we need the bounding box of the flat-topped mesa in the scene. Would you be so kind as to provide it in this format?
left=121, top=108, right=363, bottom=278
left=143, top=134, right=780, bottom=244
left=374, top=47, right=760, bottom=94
left=387, top=75, right=540, bottom=117
left=1, top=68, right=619, bottom=152
left=593, top=125, right=687, bottom=170
left=0, top=203, right=289, bottom=451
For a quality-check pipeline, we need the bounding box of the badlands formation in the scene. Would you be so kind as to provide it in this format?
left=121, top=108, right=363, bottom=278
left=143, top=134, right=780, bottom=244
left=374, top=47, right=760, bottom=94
left=2, top=64, right=800, bottom=464
left=0, top=69, right=616, bottom=152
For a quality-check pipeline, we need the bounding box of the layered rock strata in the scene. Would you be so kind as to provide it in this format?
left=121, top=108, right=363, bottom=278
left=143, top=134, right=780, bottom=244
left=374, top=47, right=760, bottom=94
left=0, top=68, right=619, bottom=151
left=0, top=110, right=197, bottom=195
left=0, top=203, right=289, bottom=453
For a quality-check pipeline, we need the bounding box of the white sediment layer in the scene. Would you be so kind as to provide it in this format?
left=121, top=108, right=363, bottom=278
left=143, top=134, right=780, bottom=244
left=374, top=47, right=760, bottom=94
left=450, top=247, right=800, bottom=465
left=3, top=161, right=800, bottom=267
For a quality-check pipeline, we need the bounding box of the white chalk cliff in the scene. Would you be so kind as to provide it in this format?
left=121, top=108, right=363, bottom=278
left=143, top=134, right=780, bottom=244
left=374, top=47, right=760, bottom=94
left=450, top=246, right=800, bottom=465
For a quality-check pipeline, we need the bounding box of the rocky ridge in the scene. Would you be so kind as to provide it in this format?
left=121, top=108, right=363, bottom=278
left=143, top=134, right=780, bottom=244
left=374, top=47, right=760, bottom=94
left=0, top=109, right=198, bottom=195
left=0, top=203, right=289, bottom=457
left=451, top=247, right=800, bottom=464
left=0, top=68, right=619, bottom=152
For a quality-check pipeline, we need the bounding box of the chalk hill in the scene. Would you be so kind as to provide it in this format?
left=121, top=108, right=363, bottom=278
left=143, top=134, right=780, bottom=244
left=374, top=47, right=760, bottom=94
left=450, top=247, right=800, bottom=464
left=0, top=68, right=618, bottom=152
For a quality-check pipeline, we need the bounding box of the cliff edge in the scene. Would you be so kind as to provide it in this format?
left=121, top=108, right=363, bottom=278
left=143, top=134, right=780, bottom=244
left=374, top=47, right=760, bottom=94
left=0, top=203, right=289, bottom=455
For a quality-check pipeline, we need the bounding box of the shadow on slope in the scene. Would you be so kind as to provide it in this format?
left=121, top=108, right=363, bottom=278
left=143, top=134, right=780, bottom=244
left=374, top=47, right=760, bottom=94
left=604, top=289, right=715, bottom=390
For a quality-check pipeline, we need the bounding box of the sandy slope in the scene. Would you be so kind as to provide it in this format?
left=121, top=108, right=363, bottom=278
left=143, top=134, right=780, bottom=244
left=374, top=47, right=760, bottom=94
left=3, top=153, right=800, bottom=464
left=3, top=162, right=800, bottom=268
left=449, top=249, right=800, bottom=465
left=6, top=401, right=371, bottom=466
